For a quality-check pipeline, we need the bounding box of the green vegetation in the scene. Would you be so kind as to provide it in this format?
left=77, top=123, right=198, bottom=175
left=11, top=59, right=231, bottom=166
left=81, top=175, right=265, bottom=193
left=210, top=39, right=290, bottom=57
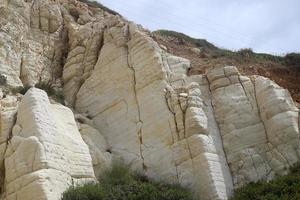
left=2, top=81, right=64, bottom=104
left=0, top=77, right=64, bottom=104
left=233, top=48, right=283, bottom=63
left=284, top=53, right=300, bottom=67
left=77, top=0, right=121, bottom=16
left=61, top=162, right=195, bottom=200
left=154, top=30, right=218, bottom=50
left=0, top=74, right=7, bottom=86
left=153, top=30, right=295, bottom=64
left=231, top=165, right=300, bottom=200
left=11, top=85, right=32, bottom=95
left=35, top=81, right=65, bottom=105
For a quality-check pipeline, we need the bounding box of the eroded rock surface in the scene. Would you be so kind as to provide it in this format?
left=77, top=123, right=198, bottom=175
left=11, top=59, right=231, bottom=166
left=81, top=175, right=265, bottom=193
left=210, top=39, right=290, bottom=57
left=77, top=120, right=112, bottom=178
left=207, top=67, right=300, bottom=187
left=0, top=0, right=66, bottom=86
left=0, top=0, right=299, bottom=200
left=1, top=88, right=95, bottom=200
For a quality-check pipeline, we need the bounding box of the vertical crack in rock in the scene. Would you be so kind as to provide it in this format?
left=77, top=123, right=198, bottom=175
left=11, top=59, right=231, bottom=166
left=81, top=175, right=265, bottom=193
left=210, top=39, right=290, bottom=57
left=62, top=9, right=106, bottom=106
left=19, top=54, right=25, bottom=86
left=238, top=76, right=254, bottom=111
left=164, top=87, right=183, bottom=182
left=251, top=78, right=270, bottom=142
left=181, top=96, right=187, bottom=139
left=206, top=67, right=274, bottom=186
left=125, top=29, right=146, bottom=171
left=251, top=77, right=292, bottom=166
left=164, top=53, right=187, bottom=140
left=73, top=24, right=104, bottom=106
left=205, top=75, right=235, bottom=187
left=164, top=88, right=181, bottom=141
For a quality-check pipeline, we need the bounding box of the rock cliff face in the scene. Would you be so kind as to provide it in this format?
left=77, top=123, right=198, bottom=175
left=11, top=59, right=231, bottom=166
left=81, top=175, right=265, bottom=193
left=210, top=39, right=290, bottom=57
left=0, top=0, right=299, bottom=200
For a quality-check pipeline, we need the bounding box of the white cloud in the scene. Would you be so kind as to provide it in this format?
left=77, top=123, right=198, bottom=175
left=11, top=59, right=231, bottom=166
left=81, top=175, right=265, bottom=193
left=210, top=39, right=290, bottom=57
left=99, top=0, right=300, bottom=54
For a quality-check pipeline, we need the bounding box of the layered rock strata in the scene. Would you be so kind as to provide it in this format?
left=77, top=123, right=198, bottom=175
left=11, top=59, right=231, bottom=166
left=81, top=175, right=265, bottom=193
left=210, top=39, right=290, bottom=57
left=0, top=0, right=299, bottom=200
left=207, top=67, right=300, bottom=186
left=1, top=88, right=95, bottom=200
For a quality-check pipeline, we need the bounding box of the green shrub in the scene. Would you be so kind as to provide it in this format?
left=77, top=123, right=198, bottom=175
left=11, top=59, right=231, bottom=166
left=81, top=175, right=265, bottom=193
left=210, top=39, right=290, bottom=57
left=62, top=183, right=105, bottom=200
left=212, top=49, right=235, bottom=58
left=0, top=74, right=7, bottom=86
left=154, top=30, right=218, bottom=50
left=61, top=162, right=195, bottom=200
left=35, top=81, right=65, bottom=105
left=237, top=48, right=254, bottom=57
left=100, top=161, right=135, bottom=186
left=52, top=90, right=65, bottom=105
left=230, top=164, right=300, bottom=200
left=153, top=29, right=289, bottom=63
left=11, top=85, right=32, bottom=95
left=284, top=53, right=300, bottom=67
left=35, top=81, right=55, bottom=95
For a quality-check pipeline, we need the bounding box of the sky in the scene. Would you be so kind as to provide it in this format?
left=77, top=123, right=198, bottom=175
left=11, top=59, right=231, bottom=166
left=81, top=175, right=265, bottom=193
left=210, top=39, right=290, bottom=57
left=98, top=0, right=300, bottom=55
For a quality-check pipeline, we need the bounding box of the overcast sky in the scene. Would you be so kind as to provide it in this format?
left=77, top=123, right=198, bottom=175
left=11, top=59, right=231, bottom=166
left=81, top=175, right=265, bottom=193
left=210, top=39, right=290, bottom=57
left=98, top=0, right=300, bottom=55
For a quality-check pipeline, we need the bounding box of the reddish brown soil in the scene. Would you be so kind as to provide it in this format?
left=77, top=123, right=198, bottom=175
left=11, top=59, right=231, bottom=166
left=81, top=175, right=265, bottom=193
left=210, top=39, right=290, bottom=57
left=153, top=34, right=300, bottom=104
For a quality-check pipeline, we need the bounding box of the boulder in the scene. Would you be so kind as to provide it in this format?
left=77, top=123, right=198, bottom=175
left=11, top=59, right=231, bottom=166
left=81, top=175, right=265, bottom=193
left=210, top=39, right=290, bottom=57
left=3, top=88, right=95, bottom=200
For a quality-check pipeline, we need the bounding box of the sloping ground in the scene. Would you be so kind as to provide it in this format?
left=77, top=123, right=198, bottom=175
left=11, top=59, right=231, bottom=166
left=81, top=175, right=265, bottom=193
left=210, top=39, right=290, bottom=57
left=231, top=165, right=300, bottom=200
left=152, top=31, right=300, bottom=104
left=0, top=0, right=299, bottom=199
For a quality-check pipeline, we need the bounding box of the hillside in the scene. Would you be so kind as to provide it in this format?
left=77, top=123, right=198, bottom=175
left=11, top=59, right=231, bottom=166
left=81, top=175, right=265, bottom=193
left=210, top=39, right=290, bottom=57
left=152, top=30, right=300, bottom=103
left=0, top=0, right=299, bottom=200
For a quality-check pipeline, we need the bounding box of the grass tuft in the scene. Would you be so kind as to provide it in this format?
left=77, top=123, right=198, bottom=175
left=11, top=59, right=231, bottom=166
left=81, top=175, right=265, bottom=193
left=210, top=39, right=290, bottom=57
left=35, top=81, right=65, bottom=105
left=61, top=161, right=195, bottom=200
left=231, top=164, right=300, bottom=200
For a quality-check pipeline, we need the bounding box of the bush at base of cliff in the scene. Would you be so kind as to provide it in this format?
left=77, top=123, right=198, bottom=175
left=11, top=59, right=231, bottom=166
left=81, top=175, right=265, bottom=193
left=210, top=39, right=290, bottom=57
left=0, top=74, right=7, bottom=86
left=61, top=163, right=195, bottom=200
left=230, top=164, right=300, bottom=200
left=35, top=81, right=65, bottom=105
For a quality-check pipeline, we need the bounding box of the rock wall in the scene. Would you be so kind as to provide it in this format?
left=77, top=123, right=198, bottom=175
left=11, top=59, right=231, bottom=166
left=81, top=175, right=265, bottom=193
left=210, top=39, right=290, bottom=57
left=0, top=0, right=66, bottom=86
left=73, top=21, right=234, bottom=199
left=207, top=67, right=300, bottom=186
left=0, top=0, right=299, bottom=200
left=1, top=88, right=96, bottom=200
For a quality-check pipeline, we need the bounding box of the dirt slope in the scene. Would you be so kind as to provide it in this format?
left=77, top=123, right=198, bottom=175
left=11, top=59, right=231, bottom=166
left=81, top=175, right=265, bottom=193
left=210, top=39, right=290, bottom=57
left=152, top=32, right=300, bottom=104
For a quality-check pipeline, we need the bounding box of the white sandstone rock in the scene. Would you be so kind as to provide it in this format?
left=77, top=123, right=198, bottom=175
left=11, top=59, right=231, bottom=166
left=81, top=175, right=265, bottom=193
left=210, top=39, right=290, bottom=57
left=206, top=66, right=300, bottom=187
left=78, top=123, right=112, bottom=177
left=3, top=88, right=95, bottom=200
left=1, top=0, right=300, bottom=199
left=0, top=95, right=18, bottom=192
left=74, top=22, right=233, bottom=200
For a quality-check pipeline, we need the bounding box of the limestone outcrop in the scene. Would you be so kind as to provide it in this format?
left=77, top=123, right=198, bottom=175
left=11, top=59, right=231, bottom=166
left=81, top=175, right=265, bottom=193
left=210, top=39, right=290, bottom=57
left=0, top=0, right=299, bottom=200
left=1, top=88, right=96, bottom=200
left=74, top=22, right=234, bottom=199
left=0, top=0, right=66, bottom=87
left=207, top=67, right=300, bottom=187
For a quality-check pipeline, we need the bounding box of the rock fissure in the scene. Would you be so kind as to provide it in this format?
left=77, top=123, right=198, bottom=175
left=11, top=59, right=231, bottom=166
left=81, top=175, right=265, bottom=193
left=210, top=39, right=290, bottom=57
left=125, top=39, right=146, bottom=171
left=1, top=2, right=300, bottom=200
left=251, top=78, right=271, bottom=143
left=205, top=75, right=235, bottom=187
left=238, top=76, right=254, bottom=111
left=164, top=90, right=181, bottom=141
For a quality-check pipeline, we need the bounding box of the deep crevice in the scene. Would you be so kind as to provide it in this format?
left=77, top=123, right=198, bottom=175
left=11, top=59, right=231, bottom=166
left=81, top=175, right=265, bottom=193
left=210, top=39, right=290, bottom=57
left=205, top=74, right=235, bottom=186
left=125, top=26, right=146, bottom=171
